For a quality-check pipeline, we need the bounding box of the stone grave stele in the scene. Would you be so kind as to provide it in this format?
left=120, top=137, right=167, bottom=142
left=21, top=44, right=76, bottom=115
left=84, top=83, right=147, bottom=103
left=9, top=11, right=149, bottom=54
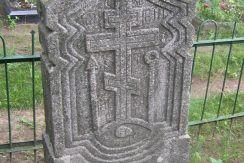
left=37, top=0, right=195, bottom=162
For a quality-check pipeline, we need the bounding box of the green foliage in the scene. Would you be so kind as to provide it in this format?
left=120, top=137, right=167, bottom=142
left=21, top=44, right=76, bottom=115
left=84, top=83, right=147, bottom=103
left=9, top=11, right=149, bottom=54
left=6, top=16, right=19, bottom=30
left=196, top=0, right=244, bottom=22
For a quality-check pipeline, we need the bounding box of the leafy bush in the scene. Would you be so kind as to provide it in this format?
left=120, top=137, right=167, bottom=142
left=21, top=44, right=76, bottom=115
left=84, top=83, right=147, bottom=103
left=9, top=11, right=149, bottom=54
left=6, top=15, right=19, bottom=30
left=196, top=0, right=244, bottom=22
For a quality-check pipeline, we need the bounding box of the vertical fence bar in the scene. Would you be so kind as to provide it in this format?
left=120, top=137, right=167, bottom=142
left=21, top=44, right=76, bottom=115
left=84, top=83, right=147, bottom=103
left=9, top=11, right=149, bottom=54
left=213, top=22, right=237, bottom=135
left=31, top=30, right=37, bottom=163
left=0, top=35, right=12, bottom=162
left=197, top=21, right=218, bottom=136
left=191, top=24, right=202, bottom=82
left=229, top=58, right=244, bottom=130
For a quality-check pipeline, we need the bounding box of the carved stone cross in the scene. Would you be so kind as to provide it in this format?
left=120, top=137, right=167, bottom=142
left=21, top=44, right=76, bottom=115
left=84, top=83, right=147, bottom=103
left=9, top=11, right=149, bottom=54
left=38, top=0, right=195, bottom=162
left=86, top=1, right=159, bottom=130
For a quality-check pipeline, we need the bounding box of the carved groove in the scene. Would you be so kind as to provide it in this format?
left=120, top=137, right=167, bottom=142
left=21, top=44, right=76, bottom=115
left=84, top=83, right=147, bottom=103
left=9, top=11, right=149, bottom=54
left=39, top=0, right=194, bottom=162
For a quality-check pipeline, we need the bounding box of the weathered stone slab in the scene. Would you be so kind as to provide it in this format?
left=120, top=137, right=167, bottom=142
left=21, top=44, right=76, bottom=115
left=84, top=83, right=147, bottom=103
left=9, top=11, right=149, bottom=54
left=38, top=0, right=195, bottom=162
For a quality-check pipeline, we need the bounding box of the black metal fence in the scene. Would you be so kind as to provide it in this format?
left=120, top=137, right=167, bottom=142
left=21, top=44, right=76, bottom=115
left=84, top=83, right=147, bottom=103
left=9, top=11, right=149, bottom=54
left=0, top=20, right=243, bottom=162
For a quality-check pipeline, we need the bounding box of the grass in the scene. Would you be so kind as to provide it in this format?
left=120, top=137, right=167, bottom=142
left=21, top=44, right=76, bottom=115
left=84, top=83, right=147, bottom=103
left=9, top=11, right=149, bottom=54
left=189, top=118, right=244, bottom=163
left=189, top=93, right=244, bottom=163
left=193, top=45, right=244, bottom=79
left=193, top=22, right=244, bottom=79
left=0, top=63, right=43, bottom=109
left=190, top=123, right=244, bottom=163
left=189, top=93, right=244, bottom=121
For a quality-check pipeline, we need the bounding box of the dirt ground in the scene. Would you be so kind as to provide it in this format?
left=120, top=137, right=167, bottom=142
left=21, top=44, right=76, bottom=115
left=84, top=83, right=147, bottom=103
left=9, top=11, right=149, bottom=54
left=0, top=106, right=45, bottom=163
left=0, top=24, right=42, bottom=54
left=0, top=107, right=45, bottom=145
left=191, top=77, right=244, bottom=97
left=0, top=150, right=44, bottom=163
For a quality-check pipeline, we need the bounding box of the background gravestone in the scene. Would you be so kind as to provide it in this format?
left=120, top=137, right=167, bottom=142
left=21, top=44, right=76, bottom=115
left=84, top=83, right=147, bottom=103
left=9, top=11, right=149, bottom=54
left=38, top=0, right=195, bottom=162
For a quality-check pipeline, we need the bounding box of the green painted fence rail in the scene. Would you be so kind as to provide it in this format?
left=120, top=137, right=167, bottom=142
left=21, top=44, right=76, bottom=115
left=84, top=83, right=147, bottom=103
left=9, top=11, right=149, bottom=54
left=193, top=37, right=244, bottom=47
left=188, top=112, right=244, bottom=126
left=0, top=140, right=43, bottom=153
left=0, top=54, right=40, bottom=64
left=0, top=21, right=243, bottom=162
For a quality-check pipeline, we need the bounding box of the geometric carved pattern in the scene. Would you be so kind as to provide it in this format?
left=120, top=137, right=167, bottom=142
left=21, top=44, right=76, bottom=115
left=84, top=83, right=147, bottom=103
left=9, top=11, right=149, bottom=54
left=38, top=0, right=195, bottom=162
left=86, top=1, right=160, bottom=131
